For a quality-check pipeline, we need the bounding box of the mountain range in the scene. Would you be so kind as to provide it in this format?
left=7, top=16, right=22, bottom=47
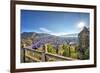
left=21, top=32, right=78, bottom=39
left=60, top=33, right=78, bottom=37
left=21, top=32, right=79, bottom=45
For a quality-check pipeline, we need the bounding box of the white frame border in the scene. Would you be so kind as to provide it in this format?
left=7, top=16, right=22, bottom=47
left=15, top=4, right=94, bottom=69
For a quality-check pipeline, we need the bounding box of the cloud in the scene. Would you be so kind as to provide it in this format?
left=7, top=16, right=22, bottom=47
left=39, top=27, right=67, bottom=36
left=50, top=32, right=67, bottom=36
left=39, top=27, right=51, bottom=33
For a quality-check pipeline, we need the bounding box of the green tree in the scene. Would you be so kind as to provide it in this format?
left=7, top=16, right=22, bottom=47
left=47, top=44, right=56, bottom=54
left=83, top=48, right=89, bottom=59
left=70, top=46, right=78, bottom=59
left=62, top=44, right=70, bottom=57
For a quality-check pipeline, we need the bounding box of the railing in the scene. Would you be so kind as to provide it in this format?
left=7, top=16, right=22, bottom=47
left=21, top=47, right=77, bottom=62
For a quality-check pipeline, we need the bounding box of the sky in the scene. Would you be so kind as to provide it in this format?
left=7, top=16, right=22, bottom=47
left=21, top=10, right=90, bottom=36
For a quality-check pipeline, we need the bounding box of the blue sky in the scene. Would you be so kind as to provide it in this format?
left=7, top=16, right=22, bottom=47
left=21, top=10, right=90, bottom=36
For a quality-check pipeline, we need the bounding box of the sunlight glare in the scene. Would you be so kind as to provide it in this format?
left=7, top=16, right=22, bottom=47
left=77, top=22, right=85, bottom=30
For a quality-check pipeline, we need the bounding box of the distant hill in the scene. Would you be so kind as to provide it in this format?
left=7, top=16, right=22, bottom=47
left=21, top=32, right=51, bottom=39
left=60, top=33, right=78, bottom=37
left=21, top=32, right=79, bottom=49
